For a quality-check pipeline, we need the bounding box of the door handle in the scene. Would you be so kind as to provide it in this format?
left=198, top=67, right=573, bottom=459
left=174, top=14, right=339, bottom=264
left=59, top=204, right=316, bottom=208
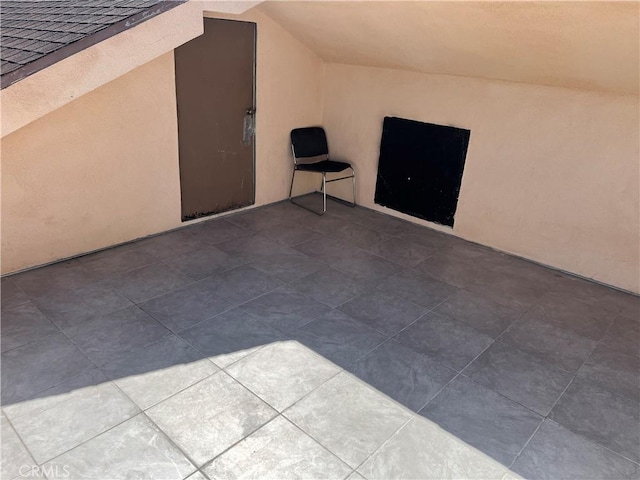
left=243, top=107, right=256, bottom=146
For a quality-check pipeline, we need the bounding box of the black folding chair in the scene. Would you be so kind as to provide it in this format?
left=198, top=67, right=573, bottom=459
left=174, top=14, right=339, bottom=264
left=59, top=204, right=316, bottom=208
left=289, top=126, right=356, bottom=215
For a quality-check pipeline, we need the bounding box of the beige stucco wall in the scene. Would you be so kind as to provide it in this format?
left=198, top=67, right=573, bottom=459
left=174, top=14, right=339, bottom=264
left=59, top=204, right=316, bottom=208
left=259, top=1, right=639, bottom=95
left=1, top=53, right=182, bottom=274
left=322, top=63, right=640, bottom=293
left=1, top=7, right=323, bottom=275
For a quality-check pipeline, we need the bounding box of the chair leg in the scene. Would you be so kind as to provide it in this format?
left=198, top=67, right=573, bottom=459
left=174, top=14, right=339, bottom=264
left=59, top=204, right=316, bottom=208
left=350, top=167, right=356, bottom=207
left=322, top=173, right=327, bottom=214
left=289, top=170, right=327, bottom=216
left=288, top=168, right=296, bottom=200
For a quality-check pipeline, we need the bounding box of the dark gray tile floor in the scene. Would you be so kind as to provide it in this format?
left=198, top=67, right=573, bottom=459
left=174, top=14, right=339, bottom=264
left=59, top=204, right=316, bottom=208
left=1, top=196, right=639, bottom=479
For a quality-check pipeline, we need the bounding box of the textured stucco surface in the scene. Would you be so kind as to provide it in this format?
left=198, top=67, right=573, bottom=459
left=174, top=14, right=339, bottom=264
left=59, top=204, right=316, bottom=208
left=321, top=63, right=640, bottom=293
left=2, top=1, right=638, bottom=294
left=259, top=1, right=639, bottom=95
left=1, top=5, right=323, bottom=275
left=1, top=53, right=182, bottom=274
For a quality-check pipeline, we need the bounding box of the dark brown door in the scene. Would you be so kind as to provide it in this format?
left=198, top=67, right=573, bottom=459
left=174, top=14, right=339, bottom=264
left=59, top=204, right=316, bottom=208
left=175, top=18, right=256, bottom=221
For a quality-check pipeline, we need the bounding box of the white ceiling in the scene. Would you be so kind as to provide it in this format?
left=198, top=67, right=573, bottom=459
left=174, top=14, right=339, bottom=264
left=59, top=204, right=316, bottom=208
left=257, top=1, right=640, bottom=94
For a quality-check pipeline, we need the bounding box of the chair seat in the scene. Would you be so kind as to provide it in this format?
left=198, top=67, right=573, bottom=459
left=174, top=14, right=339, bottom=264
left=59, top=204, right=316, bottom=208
left=296, top=160, right=352, bottom=173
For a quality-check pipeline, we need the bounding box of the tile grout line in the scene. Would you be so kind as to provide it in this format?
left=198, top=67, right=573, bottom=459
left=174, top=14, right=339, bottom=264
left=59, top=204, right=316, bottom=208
left=350, top=413, right=416, bottom=475
left=1, top=408, right=41, bottom=469
left=197, top=413, right=285, bottom=473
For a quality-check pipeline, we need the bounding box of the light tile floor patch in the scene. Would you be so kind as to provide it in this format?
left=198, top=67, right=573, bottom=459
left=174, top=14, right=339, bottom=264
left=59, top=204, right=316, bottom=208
left=358, top=416, right=508, bottom=479
left=284, top=372, right=413, bottom=468
left=226, top=340, right=341, bottom=411
left=43, top=414, right=195, bottom=480
left=203, top=416, right=351, bottom=479
left=146, top=371, right=277, bottom=466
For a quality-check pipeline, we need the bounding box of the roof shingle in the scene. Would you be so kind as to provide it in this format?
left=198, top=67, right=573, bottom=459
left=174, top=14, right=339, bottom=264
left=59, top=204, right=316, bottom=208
left=0, top=0, right=184, bottom=88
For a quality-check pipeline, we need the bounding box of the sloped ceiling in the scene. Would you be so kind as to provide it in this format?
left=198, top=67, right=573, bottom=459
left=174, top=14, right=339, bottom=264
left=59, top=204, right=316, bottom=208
left=257, top=1, right=639, bottom=94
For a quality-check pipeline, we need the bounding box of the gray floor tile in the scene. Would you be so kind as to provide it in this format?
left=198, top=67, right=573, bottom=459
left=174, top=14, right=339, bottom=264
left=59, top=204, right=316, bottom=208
left=358, top=416, right=507, bottom=480
left=489, top=253, right=563, bottom=286
left=226, top=341, right=340, bottom=411
left=5, top=368, right=138, bottom=464
left=293, top=236, right=362, bottom=265
left=1, top=301, right=58, bottom=353
left=31, top=281, right=133, bottom=330
left=1, top=416, right=38, bottom=480
left=363, top=237, right=437, bottom=268
left=186, top=218, right=251, bottom=245
left=108, top=263, right=192, bottom=304
left=338, top=289, right=426, bottom=337
left=413, top=254, right=484, bottom=288
left=250, top=251, right=325, bottom=282
left=348, top=340, right=456, bottom=411
left=263, top=201, right=319, bottom=222
left=147, top=372, right=277, bottom=466
left=1, top=277, right=29, bottom=311
left=395, top=312, right=494, bottom=371
left=11, top=260, right=101, bottom=299
left=512, top=420, right=640, bottom=480
left=347, top=472, right=365, bottom=480
left=164, top=244, right=243, bottom=280
left=332, top=249, right=403, bottom=284
left=215, top=234, right=292, bottom=264
left=600, top=316, right=640, bottom=358
left=432, top=289, right=527, bottom=338
left=442, top=238, right=498, bottom=258
left=528, top=293, right=616, bottom=341
left=552, top=275, right=640, bottom=315
left=378, top=269, right=456, bottom=309
left=44, top=414, right=195, bottom=479
left=549, top=378, right=640, bottom=462
left=617, top=293, right=640, bottom=321
left=284, top=372, right=412, bottom=469
left=203, top=416, right=351, bottom=480
left=500, top=310, right=598, bottom=371
left=468, top=268, right=551, bottom=307
left=292, top=309, right=387, bottom=368
left=396, top=229, right=452, bottom=251
left=134, top=229, right=205, bottom=260
left=65, top=306, right=171, bottom=366
left=198, top=265, right=283, bottom=306
left=463, top=342, right=573, bottom=415
left=226, top=207, right=290, bottom=231
left=299, top=212, right=353, bottom=235
left=1, top=332, right=91, bottom=405
left=139, top=280, right=232, bottom=333
left=78, top=245, right=158, bottom=277
left=178, top=308, right=286, bottom=368
left=577, top=345, right=640, bottom=401
left=4, top=204, right=639, bottom=479
left=100, top=335, right=218, bottom=410
left=334, top=222, right=391, bottom=250
left=258, top=220, right=324, bottom=247
left=293, top=267, right=373, bottom=308
left=239, top=286, right=330, bottom=334
left=421, top=376, right=542, bottom=466
left=353, top=208, right=419, bottom=237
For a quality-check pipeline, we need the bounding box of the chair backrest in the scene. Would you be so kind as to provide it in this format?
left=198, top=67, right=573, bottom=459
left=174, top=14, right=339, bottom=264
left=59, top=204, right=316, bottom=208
left=291, top=127, right=329, bottom=164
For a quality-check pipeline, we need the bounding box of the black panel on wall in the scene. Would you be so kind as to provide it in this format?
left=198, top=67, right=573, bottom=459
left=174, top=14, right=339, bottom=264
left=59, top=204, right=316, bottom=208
left=374, top=116, right=470, bottom=227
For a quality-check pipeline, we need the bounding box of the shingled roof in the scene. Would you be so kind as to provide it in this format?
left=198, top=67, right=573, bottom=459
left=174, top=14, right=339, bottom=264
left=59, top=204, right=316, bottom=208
left=0, top=0, right=184, bottom=89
